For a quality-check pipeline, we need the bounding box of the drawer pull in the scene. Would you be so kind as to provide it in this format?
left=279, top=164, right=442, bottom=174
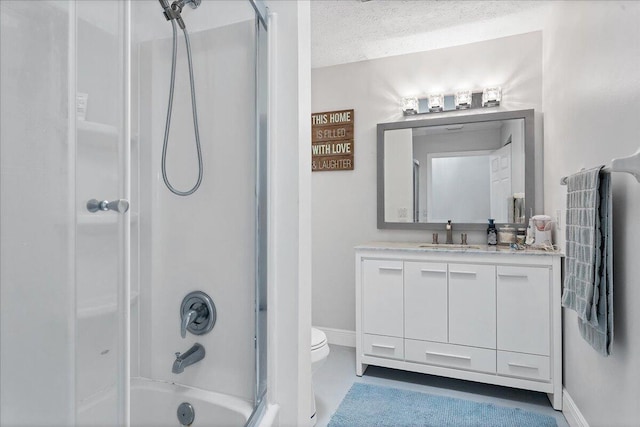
left=498, top=274, right=529, bottom=279
left=508, top=362, right=539, bottom=370
left=378, top=266, right=402, bottom=272
left=372, top=343, right=396, bottom=350
left=449, top=271, right=477, bottom=276
left=425, top=351, right=471, bottom=361
left=420, top=269, right=446, bottom=274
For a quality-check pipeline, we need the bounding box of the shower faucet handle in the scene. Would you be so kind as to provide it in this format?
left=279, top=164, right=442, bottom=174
left=181, top=308, right=200, bottom=339
left=87, top=198, right=130, bottom=214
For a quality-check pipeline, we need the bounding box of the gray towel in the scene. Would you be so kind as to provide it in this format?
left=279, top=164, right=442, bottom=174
left=562, top=167, right=613, bottom=356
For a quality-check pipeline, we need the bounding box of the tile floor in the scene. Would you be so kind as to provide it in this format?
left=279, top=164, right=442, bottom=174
left=312, top=344, right=569, bottom=427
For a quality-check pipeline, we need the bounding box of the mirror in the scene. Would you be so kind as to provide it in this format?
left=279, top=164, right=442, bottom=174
left=377, top=109, right=535, bottom=230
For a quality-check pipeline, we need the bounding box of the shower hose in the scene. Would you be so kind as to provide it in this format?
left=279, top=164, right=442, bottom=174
left=161, top=19, right=203, bottom=196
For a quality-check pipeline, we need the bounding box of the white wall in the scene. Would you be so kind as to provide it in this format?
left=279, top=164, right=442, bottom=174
left=311, top=32, right=543, bottom=332
left=383, top=129, right=413, bottom=222
left=428, top=154, right=491, bottom=223
left=264, top=1, right=313, bottom=426
left=542, top=1, right=640, bottom=425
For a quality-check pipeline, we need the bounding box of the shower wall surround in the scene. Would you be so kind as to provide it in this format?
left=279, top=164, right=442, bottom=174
left=135, top=16, right=257, bottom=400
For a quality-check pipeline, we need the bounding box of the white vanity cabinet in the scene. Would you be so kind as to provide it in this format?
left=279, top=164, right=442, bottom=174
left=448, top=263, right=496, bottom=349
left=404, top=261, right=448, bottom=343
left=355, top=243, right=563, bottom=410
left=362, top=259, right=404, bottom=338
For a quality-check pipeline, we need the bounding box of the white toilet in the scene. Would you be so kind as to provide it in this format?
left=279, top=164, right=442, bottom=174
left=310, top=327, right=330, bottom=425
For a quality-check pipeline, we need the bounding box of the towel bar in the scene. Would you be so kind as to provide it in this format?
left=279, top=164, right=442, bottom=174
left=560, top=147, right=640, bottom=185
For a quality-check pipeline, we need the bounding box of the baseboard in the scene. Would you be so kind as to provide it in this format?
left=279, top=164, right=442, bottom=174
left=562, top=388, right=590, bottom=427
left=315, top=326, right=355, bottom=348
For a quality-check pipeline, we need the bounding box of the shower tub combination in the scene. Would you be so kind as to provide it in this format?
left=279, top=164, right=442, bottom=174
left=0, top=0, right=269, bottom=425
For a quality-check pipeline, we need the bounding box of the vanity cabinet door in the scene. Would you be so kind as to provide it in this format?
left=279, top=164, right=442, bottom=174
left=404, top=261, right=448, bottom=343
left=448, top=264, right=496, bottom=349
left=362, top=259, right=403, bottom=337
left=497, top=266, right=550, bottom=356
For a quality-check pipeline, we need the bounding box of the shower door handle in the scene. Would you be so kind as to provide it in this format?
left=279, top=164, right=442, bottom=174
left=87, top=198, right=130, bottom=213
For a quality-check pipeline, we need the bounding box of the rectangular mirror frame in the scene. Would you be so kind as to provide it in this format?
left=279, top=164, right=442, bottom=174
left=377, top=109, right=535, bottom=230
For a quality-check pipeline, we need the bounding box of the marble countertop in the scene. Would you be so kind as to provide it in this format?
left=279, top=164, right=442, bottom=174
left=355, top=241, right=564, bottom=256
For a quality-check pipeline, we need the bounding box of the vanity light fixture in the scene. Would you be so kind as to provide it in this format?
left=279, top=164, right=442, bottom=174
left=401, top=97, right=419, bottom=115
left=482, top=86, right=502, bottom=107
left=401, top=86, right=503, bottom=115
left=428, top=94, right=444, bottom=112
left=455, top=90, right=472, bottom=109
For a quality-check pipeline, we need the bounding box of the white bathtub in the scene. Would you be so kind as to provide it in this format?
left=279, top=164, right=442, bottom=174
left=77, top=378, right=253, bottom=426
left=131, top=378, right=253, bottom=426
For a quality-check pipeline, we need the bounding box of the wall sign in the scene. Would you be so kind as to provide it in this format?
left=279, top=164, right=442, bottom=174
left=311, top=109, right=354, bottom=171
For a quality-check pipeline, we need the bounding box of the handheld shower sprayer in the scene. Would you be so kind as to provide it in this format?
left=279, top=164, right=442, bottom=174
left=157, top=0, right=204, bottom=196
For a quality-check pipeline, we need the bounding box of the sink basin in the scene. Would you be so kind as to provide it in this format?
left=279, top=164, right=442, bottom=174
left=418, top=243, right=482, bottom=249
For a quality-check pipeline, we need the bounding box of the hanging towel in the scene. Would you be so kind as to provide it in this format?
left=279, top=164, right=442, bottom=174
left=562, top=166, right=613, bottom=356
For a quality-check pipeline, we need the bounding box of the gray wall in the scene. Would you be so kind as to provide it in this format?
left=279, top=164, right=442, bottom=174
left=542, top=2, right=640, bottom=425
left=311, top=32, right=542, bottom=333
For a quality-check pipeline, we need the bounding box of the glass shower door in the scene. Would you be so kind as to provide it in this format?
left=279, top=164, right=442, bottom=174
left=0, top=1, right=130, bottom=425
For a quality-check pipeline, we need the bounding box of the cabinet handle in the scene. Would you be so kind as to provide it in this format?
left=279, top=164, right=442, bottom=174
left=378, top=266, right=402, bottom=272
left=372, top=343, right=396, bottom=350
left=449, top=271, right=477, bottom=276
left=420, top=269, right=446, bottom=274
left=425, top=351, right=471, bottom=361
left=507, top=362, right=538, bottom=370
left=498, top=273, right=529, bottom=279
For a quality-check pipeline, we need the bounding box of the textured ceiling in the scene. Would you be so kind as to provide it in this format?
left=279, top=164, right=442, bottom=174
left=311, top=0, right=550, bottom=68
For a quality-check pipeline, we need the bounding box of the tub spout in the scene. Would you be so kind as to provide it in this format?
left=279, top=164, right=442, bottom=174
left=172, top=343, right=205, bottom=374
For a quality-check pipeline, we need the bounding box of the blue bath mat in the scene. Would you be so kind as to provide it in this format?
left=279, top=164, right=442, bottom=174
left=328, top=383, right=557, bottom=427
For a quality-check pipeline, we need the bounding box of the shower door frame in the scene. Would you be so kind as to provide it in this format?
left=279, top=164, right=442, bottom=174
left=119, top=0, right=132, bottom=424
left=251, top=0, right=269, bottom=423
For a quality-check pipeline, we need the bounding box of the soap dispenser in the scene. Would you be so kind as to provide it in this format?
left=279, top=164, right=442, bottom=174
left=487, top=219, right=497, bottom=246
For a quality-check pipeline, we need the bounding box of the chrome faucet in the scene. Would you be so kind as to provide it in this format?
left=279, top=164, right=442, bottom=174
left=172, top=343, right=205, bottom=374
left=446, top=220, right=453, bottom=244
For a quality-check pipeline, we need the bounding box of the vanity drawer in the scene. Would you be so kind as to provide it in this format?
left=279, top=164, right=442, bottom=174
left=405, top=339, right=496, bottom=374
left=497, top=351, right=550, bottom=381
left=363, top=334, right=404, bottom=360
